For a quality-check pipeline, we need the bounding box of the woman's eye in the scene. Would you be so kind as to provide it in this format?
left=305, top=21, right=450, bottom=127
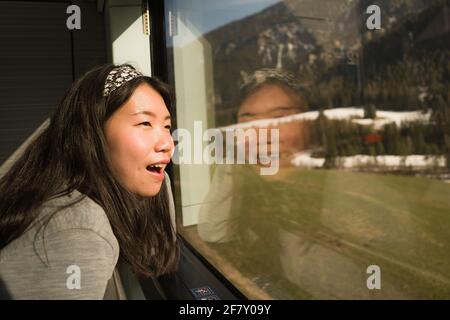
left=165, top=125, right=172, bottom=130
left=139, top=122, right=152, bottom=127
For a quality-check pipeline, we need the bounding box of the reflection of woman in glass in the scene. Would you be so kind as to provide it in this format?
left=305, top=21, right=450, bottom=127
left=199, top=68, right=321, bottom=298
left=236, top=69, right=311, bottom=173
left=198, top=69, right=406, bottom=299
left=0, top=64, right=179, bottom=299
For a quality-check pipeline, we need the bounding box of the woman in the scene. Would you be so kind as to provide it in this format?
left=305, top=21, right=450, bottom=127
left=236, top=68, right=312, bottom=173
left=198, top=68, right=316, bottom=297
left=198, top=69, right=403, bottom=299
left=0, top=64, right=179, bottom=299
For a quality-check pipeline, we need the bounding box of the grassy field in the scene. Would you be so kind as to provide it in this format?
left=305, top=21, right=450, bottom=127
left=189, top=168, right=450, bottom=299
left=280, top=169, right=450, bottom=298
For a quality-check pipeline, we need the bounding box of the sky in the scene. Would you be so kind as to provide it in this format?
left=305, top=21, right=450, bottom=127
left=166, top=0, right=279, bottom=36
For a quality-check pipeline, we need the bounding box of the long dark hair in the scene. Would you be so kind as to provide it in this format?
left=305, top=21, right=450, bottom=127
left=0, top=64, right=179, bottom=277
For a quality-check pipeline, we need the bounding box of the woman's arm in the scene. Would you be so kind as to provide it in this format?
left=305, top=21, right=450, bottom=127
left=0, top=228, right=117, bottom=299
left=197, top=165, right=237, bottom=243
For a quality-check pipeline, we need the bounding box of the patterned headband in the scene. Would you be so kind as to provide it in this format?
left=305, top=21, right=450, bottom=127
left=240, top=68, right=301, bottom=93
left=103, top=65, right=143, bottom=97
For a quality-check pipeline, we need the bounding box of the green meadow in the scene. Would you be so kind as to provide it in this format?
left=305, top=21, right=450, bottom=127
left=228, top=168, right=450, bottom=299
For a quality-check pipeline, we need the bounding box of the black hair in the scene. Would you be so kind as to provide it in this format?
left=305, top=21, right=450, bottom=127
left=0, top=64, right=179, bottom=277
left=238, top=68, right=308, bottom=111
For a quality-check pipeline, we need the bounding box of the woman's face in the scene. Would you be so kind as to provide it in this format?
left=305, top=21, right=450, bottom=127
left=104, top=83, right=174, bottom=197
left=237, top=84, right=308, bottom=169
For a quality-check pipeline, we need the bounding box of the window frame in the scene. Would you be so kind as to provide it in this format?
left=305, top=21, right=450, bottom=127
left=145, top=0, right=246, bottom=300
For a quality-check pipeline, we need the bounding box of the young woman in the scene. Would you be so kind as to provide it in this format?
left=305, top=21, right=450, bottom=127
left=0, top=64, right=179, bottom=299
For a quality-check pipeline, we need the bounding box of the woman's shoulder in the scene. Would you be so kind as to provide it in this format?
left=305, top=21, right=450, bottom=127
left=41, top=190, right=116, bottom=238
left=0, top=190, right=120, bottom=299
left=1, top=190, right=119, bottom=263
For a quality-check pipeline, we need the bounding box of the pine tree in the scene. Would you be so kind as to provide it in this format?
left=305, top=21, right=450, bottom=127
left=324, top=121, right=338, bottom=168
left=432, top=94, right=450, bottom=168
left=376, top=141, right=385, bottom=155
left=364, top=104, right=377, bottom=119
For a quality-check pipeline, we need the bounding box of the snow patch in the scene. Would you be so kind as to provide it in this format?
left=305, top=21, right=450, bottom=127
left=291, top=151, right=447, bottom=169
left=219, top=107, right=431, bottom=131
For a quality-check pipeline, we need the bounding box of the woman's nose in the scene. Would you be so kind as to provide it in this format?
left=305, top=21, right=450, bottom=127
left=154, top=130, right=174, bottom=154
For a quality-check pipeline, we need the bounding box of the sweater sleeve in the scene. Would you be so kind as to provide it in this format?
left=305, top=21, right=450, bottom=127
left=40, top=228, right=116, bottom=299
left=0, top=192, right=120, bottom=300
left=197, top=165, right=237, bottom=243
left=1, top=228, right=116, bottom=300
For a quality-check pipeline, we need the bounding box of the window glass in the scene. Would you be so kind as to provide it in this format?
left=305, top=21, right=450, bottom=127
left=164, top=0, right=450, bottom=299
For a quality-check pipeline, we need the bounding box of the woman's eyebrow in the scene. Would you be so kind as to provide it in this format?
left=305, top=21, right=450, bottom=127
left=238, top=106, right=299, bottom=117
left=238, top=111, right=255, bottom=117
left=267, top=105, right=300, bottom=112
left=132, top=110, right=171, bottom=120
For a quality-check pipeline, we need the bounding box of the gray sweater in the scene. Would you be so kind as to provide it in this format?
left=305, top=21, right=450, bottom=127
left=0, top=175, right=176, bottom=299
left=0, top=190, right=120, bottom=299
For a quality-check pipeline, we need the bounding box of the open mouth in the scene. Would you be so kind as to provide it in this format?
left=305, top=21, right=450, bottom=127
left=146, top=164, right=164, bottom=174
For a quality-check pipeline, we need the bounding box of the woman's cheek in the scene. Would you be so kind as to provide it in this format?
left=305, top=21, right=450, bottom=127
left=167, top=133, right=175, bottom=155
left=134, top=131, right=152, bottom=150
left=281, top=123, right=305, bottom=150
left=111, top=130, right=147, bottom=171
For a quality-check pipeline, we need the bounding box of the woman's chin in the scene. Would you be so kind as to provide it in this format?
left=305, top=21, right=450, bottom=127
left=134, top=183, right=163, bottom=197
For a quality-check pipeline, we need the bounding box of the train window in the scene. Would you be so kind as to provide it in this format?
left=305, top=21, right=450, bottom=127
left=162, top=0, right=450, bottom=299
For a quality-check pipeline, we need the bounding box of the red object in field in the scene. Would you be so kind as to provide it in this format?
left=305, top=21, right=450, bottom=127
left=364, top=133, right=383, bottom=143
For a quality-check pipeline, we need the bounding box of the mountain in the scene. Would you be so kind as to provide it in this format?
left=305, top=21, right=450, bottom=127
left=201, top=0, right=447, bottom=125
